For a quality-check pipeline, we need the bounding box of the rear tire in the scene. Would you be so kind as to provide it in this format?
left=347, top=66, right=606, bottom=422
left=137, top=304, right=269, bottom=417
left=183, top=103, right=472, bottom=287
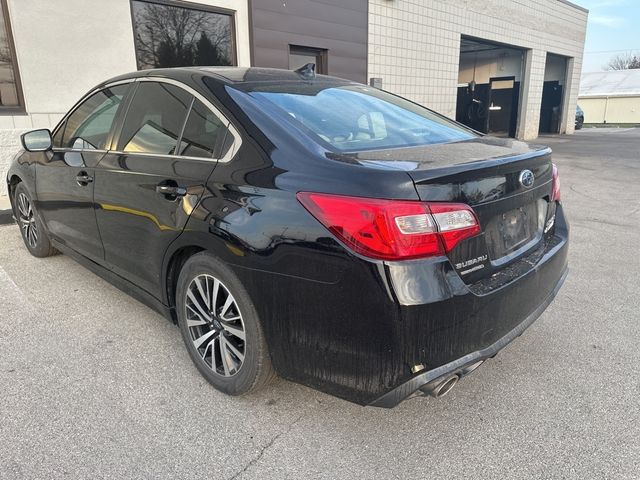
left=176, top=252, right=275, bottom=396
left=13, top=183, right=57, bottom=258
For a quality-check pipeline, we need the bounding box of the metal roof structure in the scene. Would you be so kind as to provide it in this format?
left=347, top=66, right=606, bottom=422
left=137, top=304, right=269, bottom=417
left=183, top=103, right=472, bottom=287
left=580, top=70, right=640, bottom=98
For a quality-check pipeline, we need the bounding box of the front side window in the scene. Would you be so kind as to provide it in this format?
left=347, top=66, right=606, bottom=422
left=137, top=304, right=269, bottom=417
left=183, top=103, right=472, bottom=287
left=239, top=84, right=476, bottom=152
left=118, top=82, right=191, bottom=154
left=131, top=0, right=235, bottom=69
left=60, top=84, right=129, bottom=150
left=0, top=0, right=24, bottom=110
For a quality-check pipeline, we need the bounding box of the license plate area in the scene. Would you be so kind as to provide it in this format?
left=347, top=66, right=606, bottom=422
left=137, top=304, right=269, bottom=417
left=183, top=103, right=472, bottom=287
left=501, top=208, right=529, bottom=250
left=484, top=199, right=546, bottom=263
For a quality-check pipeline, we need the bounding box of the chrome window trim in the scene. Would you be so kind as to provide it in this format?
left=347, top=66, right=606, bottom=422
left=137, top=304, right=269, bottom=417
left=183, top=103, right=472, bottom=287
left=52, top=148, right=109, bottom=154
left=104, top=79, right=138, bottom=88
left=105, top=150, right=234, bottom=163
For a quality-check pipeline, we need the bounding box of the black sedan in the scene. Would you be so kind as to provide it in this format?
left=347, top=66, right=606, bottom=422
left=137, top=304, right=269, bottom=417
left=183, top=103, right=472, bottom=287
left=7, top=66, right=568, bottom=407
left=576, top=105, right=585, bottom=130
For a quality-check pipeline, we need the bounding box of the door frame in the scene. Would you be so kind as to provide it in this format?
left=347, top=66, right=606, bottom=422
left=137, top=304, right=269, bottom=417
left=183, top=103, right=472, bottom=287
left=488, top=75, right=519, bottom=136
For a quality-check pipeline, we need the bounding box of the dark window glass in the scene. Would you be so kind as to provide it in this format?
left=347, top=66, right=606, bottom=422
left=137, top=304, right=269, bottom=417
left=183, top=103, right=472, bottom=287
left=178, top=99, right=227, bottom=158
left=0, top=0, right=23, bottom=108
left=131, top=0, right=234, bottom=69
left=238, top=84, right=476, bottom=152
left=61, top=84, right=129, bottom=150
left=118, top=82, right=191, bottom=154
left=289, top=46, right=327, bottom=75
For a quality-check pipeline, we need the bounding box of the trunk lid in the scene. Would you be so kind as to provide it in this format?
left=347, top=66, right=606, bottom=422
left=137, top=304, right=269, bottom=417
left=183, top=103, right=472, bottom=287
left=350, top=137, right=555, bottom=283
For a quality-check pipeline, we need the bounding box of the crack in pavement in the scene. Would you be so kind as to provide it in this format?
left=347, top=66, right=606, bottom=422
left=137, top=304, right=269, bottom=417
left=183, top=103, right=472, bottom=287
left=227, top=412, right=307, bottom=480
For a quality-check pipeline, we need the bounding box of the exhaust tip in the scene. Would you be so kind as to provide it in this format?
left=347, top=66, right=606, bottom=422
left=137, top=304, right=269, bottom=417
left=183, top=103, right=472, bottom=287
left=432, top=375, right=459, bottom=398
left=421, top=375, right=459, bottom=398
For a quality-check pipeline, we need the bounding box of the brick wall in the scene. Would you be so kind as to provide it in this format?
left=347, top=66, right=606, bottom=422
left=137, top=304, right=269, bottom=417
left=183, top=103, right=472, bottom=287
left=368, top=0, right=588, bottom=140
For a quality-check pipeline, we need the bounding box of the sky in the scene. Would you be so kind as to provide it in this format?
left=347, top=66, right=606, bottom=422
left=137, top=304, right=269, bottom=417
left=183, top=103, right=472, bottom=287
left=575, top=0, right=640, bottom=72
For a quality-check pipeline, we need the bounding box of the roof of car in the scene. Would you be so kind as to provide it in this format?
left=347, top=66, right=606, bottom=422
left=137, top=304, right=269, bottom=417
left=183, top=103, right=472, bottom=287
left=102, top=66, right=354, bottom=90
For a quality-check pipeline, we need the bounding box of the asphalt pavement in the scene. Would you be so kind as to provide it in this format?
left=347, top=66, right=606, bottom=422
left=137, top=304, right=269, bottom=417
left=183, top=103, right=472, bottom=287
left=1, top=128, right=639, bottom=479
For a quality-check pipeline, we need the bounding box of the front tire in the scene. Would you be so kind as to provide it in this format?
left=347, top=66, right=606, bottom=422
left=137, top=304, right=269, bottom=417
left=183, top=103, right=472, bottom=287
left=176, top=252, right=275, bottom=396
left=13, top=183, right=57, bottom=258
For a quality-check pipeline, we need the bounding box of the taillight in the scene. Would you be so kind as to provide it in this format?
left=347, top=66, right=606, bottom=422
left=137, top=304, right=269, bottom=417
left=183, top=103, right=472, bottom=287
left=296, top=192, right=480, bottom=261
left=429, top=203, right=480, bottom=252
left=551, top=163, right=561, bottom=202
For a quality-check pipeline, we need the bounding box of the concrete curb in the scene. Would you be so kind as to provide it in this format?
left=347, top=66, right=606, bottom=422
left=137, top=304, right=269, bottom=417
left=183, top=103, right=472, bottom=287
left=0, top=208, right=14, bottom=226
left=0, top=194, right=12, bottom=225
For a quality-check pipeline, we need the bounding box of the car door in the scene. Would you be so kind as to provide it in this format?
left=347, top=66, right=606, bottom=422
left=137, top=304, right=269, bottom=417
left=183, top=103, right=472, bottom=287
left=94, top=79, right=237, bottom=298
left=36, top=83, right=131, bottom=263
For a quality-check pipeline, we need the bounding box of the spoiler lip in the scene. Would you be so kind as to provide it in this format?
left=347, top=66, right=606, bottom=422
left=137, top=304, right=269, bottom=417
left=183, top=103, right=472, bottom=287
left=406, top=147, right=552, bottom=184
left=327, top=137, right=552, bottom=180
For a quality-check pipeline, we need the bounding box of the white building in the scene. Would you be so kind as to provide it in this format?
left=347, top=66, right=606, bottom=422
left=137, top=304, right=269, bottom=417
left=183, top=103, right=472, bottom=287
left=579, top=70, right=640, bottom=125
left=0, top=0, right=588, bottom=198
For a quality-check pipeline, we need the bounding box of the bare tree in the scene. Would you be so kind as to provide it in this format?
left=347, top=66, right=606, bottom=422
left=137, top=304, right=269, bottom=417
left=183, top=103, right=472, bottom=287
left=605, top=52, right=640, bottom=70
left=0, top=32, right=12, bottom=65
left=0, top=46, right=11, bottom=65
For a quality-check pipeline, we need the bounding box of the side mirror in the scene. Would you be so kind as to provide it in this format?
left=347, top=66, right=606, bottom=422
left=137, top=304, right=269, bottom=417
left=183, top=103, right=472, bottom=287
left=21, top=129, right=52, bottom=152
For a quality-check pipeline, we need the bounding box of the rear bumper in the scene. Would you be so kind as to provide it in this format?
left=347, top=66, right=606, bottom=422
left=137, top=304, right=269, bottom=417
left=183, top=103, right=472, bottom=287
left=369, top=266, right=568, bottom=408
left=235, top=204, right=569, bottom=407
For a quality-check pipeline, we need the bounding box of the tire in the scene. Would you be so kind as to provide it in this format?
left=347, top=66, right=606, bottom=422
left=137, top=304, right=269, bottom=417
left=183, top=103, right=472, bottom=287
left=176, top=252, right=275, bottom=396
left=13, top=183, right=57, bottom=258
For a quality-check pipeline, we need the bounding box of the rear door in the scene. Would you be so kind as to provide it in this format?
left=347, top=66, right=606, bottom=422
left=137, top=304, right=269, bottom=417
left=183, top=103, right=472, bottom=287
left=36, top=83, right=131, bottom=262
left=94, top=79, right=237, bottom=298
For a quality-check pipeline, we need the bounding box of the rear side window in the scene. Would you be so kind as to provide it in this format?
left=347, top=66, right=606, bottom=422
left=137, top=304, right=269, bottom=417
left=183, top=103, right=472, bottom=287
left=60, top=84, right=129, bottom=150
left=178, top=99, right=227, bottom=158
left=118, top=82, right=191, bottom=154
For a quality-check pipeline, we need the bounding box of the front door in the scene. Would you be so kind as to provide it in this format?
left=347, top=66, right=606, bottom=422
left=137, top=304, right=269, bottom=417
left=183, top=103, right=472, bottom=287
left=36, top=84, right=130, bottom=262
left=94, top=80, right=233, bottom=298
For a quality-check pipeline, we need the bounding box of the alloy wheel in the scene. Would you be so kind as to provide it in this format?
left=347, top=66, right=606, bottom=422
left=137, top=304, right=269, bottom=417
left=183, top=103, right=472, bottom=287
left=184, top=274, right=246, bottom=377
left=17, top=192, right=38, bottom=249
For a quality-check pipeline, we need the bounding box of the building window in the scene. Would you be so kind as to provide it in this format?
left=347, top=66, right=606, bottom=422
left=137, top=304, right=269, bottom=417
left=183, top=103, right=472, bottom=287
left=0, top=0, right=24, bottom=111
left=289, top=45, right=328, bottom=74
left=131, top=0, right=236, bottom=70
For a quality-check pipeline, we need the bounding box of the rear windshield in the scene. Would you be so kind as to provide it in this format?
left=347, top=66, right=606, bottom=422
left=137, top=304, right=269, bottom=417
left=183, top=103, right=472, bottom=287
left=235, top=83, right=476, bottom=152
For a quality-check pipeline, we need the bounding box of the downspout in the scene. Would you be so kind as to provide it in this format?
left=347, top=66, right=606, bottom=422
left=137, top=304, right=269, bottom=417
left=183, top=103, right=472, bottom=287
left=603, top=96, right=610, bottom=124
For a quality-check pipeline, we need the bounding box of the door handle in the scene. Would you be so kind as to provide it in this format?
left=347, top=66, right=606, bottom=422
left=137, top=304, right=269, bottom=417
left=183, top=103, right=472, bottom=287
left=76, top=172, right=93, bottom=186
left=156, top=184, right=187, bottom=197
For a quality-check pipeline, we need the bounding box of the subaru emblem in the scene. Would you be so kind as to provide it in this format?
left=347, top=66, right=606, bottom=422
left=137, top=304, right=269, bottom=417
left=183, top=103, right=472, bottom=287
left=519, top=169, right=535, bottom=188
